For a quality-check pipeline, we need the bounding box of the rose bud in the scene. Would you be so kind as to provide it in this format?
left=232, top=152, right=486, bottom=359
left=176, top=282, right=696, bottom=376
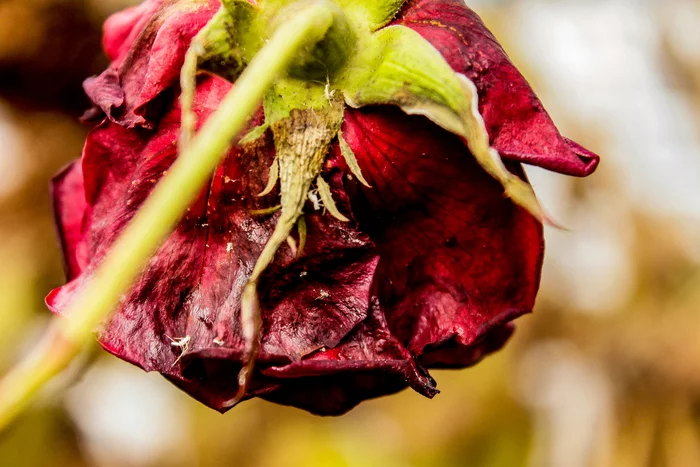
left=47, top=0, right=599, bottom=415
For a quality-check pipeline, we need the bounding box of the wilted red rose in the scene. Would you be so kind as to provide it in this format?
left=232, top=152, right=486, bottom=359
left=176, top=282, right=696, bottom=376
left=48, top=0, right=598, bottom=415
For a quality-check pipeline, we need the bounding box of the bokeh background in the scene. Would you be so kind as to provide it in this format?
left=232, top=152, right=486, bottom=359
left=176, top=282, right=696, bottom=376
left=1, top=0, right=699, bottom=465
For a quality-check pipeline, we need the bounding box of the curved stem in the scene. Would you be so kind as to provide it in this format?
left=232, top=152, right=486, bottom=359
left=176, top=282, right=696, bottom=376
left=0, top=1, right=335, bottom=431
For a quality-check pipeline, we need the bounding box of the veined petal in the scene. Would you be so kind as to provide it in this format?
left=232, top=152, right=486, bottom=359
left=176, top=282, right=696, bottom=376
left=339, top=106, right=544, bottom=367
left=340, top=24, right=548, bottom=221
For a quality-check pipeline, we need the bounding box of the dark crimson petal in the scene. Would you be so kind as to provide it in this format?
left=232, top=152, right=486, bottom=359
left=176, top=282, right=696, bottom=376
left=164, top=363, right=283, bottom=414
left=419, top=322, right=515, bottom=369
left=164, top=296, right=437, bottom=415
left=102, top=0, right=165, bottom=63
left=339, top=106, right=544, bottom=368
left=50, top=162, right=88, bottom=280
left=260, top=297, right=438, bottom=415
left=259, top=217, right=380, bottom=362
left=49, top=76, right=381, bottom=412
left=84, top=0, right=220, bottom=128
left=395, top=0, right=599, bottom=177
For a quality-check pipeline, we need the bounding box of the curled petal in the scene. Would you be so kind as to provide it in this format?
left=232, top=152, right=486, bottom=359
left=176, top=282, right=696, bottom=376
left=163, top=294, right=438, bottom=416
left=102, top=0, right=164, bottom=63
left=396, top=0, right=599, bottom=176
left=84, top=0, right=220, bottom=128
left=260, top=297, right=438, bottom=415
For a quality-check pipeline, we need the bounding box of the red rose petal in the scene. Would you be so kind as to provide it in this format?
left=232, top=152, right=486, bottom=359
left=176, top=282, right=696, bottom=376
left=397, top=0, right=599, bottom=177
left=51, top=162, right=88, bottom=280
left=340, top=106, right=543, bottom=367
left=102, top=0, right=164, bottom=63
left=261, top=298, right=438, bottom=415
left=84, top=0, right=220, bottom=128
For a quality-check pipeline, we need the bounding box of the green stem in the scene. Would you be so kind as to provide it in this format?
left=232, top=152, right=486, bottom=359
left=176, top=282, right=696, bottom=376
left=0, top=1, right=335, bottom=431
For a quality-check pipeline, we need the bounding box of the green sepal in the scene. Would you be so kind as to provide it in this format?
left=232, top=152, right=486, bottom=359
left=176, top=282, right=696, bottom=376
left=257, top=156, right=278, bottom=197
left=336, top=0, right=406, bottom=31
left=341, top=26, right=469, bottom=135
left=316, top=176, right=350, bottom=222
left=339, top=25, right=549, bottom=223
left=338, top=132, right=371, bottom=187
left=195, top=0, right=261, bottom=81
left=263, top=78, right=334, bottom=125
left=249, top=205, right=281, bottom=216
left=179, top=1, right=261, bottom=148
left=267, top=0, right=356, bottom=81
left=296, top=216, right=307, bottom=258
left=272, top=98, right=345, bottom=215
left=239, top=122, right=269, bottom=145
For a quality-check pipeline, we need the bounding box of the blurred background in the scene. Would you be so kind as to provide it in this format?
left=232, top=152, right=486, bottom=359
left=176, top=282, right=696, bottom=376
left=0, top=0, right=699, bottom=465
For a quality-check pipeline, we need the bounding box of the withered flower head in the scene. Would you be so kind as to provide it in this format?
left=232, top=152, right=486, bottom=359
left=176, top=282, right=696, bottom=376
left=48, top=0, right=598, bottom=415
